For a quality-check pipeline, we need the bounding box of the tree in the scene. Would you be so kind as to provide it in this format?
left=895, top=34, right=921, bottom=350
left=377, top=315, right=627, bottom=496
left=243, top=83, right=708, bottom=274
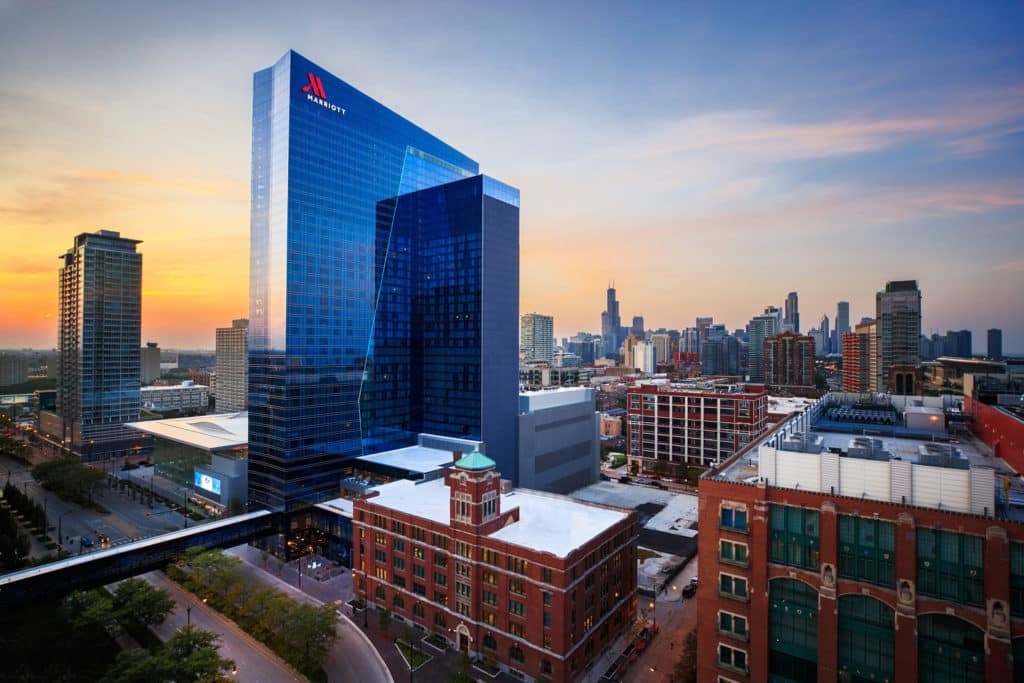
left=673, top=628, right=697, bottom=683
left=158, top=625, right=235, bottom=682
left=281, top=603, right=338, bottom=672
left=112, top=578, right=175, bottom=629
left=65, top=589, right=118, bottom=633
left=100, top=649, right=157, bottom=683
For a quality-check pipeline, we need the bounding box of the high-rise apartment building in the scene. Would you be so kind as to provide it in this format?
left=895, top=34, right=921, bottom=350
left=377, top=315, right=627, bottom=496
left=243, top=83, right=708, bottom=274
left=141, top=342, right=161, bottom=385
left=627, top=381, right=768, bottom=470
left=520, top=313, right=554, bottom=364
left=601, top=285, right=623, bottom=359
left=248, top=51, right=518, bottom=510
left=855, top=320, right=880, bottom=392
left=631, top=340, right=656, bottom=374
left=943, top=329, right=973, bottom=358
left=764, top=332, right=815, bottom=391
left=703, top=331, right=740, bottom=376
left=215, top=319, right=248, bottom=413
left=649, top=333, right=669, bottom=366
left=0, top=352, right=29, bottom=387
left=696, top=316, right=714, bottom=361
left=835, top=301, right=850, bottom=338
left=55, top=230, right=147, bottom=461
left=875, top=280, right=921, bottom=391
left=747, top=307, right=781, bottom=382
left=841, top=332, right=872, bottom=392
left=989, top=328, right=1003, bottom=360
left=784, top=291, right=800, bottom=333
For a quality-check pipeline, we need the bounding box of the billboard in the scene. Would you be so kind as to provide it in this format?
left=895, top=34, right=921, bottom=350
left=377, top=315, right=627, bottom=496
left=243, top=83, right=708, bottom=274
left=194, top=471, right=222, bottom=495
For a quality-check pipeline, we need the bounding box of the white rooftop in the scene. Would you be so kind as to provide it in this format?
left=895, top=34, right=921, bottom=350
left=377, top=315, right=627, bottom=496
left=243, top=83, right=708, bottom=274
left=768, top=395, right=816, bottom=415
left=126, top=412, right=247, bottom=451
left=365, top=478, right=628, bottom=558
left=316, top=497, right=354, bottom=517
left=356, top=445, right=457, bottom=475
left=519, top=386, right=593, bottom=412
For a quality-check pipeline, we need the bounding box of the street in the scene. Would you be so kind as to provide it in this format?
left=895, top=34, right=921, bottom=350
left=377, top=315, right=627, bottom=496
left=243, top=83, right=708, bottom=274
left=140, top=571, right=304, bottom=683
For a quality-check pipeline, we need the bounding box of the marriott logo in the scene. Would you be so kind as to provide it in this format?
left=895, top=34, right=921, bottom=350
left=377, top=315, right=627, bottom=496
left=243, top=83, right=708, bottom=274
left=300, top=72, right=346, bottom=116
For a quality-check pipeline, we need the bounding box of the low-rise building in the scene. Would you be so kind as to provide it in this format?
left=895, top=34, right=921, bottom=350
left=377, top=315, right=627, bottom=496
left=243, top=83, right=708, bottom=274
left=353, top=451, right=638, bottom=682
left=140, top=381, right=209, bottom=413
left=518, top=388, right=599, bottom=494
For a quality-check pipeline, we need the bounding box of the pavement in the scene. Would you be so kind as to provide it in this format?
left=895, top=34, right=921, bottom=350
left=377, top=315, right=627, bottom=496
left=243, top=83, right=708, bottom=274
left=139, top=571, right=304, bottom=683
left=226, top=545, right=393, bottom=683
left=623, top=554, right=700, bottom=683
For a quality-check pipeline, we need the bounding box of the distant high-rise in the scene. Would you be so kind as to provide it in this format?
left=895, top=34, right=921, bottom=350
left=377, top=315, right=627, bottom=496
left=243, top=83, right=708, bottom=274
left=215, top=319, right=248, bottom=413
left=836, top=301, right=850, bottom=337
left=875, top=280, right=922, bottom=391
left=650, top=333, right=670, bottom=365
left=631, top=340, right=656, bottom=374
left=696, top=316, right=714, bottom=361
left=631, top=315, right=645, bottom=338
left=784, top=292, right=800, bottom=333
left=747, top=307, right=781, bottom=382
left=601, top=284, right=623, bottom=359
left=56, top=230, right=146, bottom=461
left=0, top=352, right=29, bottom=387
left=520, top=313, right=554, bottom=364
left=842, top=331, right=872, bottom=392
left=141, top=342, right=161, bottom=385
left=988, top=329, right=1003, bottom=360
left=943, top=329, right=972, bottom=358
left=765, top=332, right=815, bottom=390
left=856, top=320, right=880, bottom=392
left=702, top=327, right=740, bottom=376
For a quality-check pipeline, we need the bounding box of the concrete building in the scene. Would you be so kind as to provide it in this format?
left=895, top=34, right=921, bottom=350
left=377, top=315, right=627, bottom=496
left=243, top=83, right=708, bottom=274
left=875, top=280, right=922, bottom=390
left=650, top=333, right=670, bottom=366
left=764, top=332, right=815, bottom=391
left=519, top=363, right=593, bottom=389
left=520, top=313, right=554, bottom=364
left=627, top=380, right=768, bottom=471
left=215, top=318, right=248, bottom=413
left=989, top=328, right=1004, bottom=360
left=0, top=352, right=29, bottom=387
left=841, top=331, right=872, bottom=393
left=631, top=340, right=656, bottom=374
left=353, top=451, right=639, bottom=682
left=53, top=230, right=147, bottom=461
left=697, top=391, right=1024, bottom=682
left=517, top=388, right=599, bottom=494
left=141, top=342, right=161, bottom=385
left=140, top=381, right=209, bottom=413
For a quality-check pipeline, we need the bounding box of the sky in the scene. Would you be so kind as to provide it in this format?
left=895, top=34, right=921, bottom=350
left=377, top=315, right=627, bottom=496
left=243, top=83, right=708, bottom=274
left=0, top=1, right=1022, bottom=352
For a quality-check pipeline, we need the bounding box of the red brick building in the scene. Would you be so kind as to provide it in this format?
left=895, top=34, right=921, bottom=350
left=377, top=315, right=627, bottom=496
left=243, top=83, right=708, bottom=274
left=841, top=332, right=872, bottom=392
left=764, top=332, right=815, bottom=391
left=353, top=451, right=639, bottom=682
left=698, top=397, right=1024, bottom=683
left=626, top=381, right=768, bottom=471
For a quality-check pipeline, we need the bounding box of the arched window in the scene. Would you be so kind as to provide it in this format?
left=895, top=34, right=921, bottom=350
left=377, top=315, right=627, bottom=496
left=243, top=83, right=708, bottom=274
left=483, top=633, right=496, bottom=651
left=838, top=595, right=894, bottom=682
left=918, top=614, right=984, bottom=683
left=769, top=579, right=818, bottom=683
left=510, top=644, right=524, bottom=663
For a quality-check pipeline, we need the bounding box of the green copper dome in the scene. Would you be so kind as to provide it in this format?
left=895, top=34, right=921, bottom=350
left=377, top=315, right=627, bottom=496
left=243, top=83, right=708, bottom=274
left=454, top=449, right=496, bottom=471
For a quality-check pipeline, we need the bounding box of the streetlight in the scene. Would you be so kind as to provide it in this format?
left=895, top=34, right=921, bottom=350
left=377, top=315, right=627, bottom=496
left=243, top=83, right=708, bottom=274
left=57, top=510, right=71, bottom=550
left=186, top=604, right=192, bottom=625
left=649, top=599, right=656, bottom=629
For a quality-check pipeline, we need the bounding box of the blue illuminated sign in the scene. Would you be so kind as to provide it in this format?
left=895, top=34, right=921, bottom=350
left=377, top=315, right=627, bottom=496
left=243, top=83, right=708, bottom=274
left=194, top=471, right=221, bottom=495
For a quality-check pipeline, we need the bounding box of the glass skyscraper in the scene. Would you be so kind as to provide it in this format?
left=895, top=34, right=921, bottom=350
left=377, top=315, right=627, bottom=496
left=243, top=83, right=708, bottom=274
left=55, top=230, right=147, bottom=461
left=248, top=51, right=519, bottom=510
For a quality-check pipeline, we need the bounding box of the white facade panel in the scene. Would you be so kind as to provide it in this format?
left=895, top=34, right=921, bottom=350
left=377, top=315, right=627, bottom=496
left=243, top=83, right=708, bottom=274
left=891, top=458, right=913, bottom=504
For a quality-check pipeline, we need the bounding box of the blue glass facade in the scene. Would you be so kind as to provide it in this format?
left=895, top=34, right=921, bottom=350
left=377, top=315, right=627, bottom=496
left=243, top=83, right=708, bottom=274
left=249, top=51, right=518, bottom=510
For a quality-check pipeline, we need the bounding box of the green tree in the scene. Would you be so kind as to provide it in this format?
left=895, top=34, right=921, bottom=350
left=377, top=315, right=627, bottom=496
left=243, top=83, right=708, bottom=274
left=112, top=578, right=175, bottom=629
left=158, top=625, right=235, bottom=682
left=65, top=589, right=118, bottom=633
left=673, top=628, right=698, bottom=683
left=100, top=649, right=157, bottom=683
left=281, top=603, right=338, bottom=671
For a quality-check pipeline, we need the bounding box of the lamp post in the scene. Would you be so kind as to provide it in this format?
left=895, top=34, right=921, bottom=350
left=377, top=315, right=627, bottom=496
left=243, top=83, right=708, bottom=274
left=186, top=603, right=192, bottom=625
left=57, top=510, right=70, bottom=551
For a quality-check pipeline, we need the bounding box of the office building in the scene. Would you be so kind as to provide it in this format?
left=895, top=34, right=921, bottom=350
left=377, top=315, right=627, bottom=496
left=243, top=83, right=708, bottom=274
left=875, top=280, right=922, bottom=391
left=650, top=333, right=669, bottom=366
left=784, top=291, right=800, bottom=334
left=989, top=328, right=1004, bottom=360
left=566, top=333, right=598, bottom=365
left=141, top=342, right=162, bottom=385
left=520, top=313, right=554, bottom=364
left=601, top=285, right=623, bottom=359
left=698, top=391, right=1024, bottom=682
left=747, top=307, right=781, bottom=382
left=627, top=380, right=768, bottom=470
left=248, top=51, right=518, bottom=510
left=519, top=364, right=592, bottom=389
left=140, top=381, right=209, bottom=413
left=696, top=317, right=714, bottom=361
left=943, top=329, right=973, bottom=358
left=53, top=230, right=147, bottom=461
left=517, top=388, right=599, bottom=494
left=835, top=301, right=850, bottom=340
left=703, top=333, right=741, bottom=377
left=215, top=319, right=248, bottom=413
left=841, top=332, right=872, bottom=392
left=764, top=332, right=815, bottom=391
left=0, top=352, right=29, bottom=387
left=353, top=452, right=638, bottom=682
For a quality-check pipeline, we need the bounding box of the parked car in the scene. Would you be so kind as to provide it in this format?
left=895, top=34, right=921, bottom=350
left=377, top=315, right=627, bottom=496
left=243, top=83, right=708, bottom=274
left=618, top=476, right=633, bottom=484
left=80, top=536, right=94, bottom=548
left=682, top=583, right=697, bottom=598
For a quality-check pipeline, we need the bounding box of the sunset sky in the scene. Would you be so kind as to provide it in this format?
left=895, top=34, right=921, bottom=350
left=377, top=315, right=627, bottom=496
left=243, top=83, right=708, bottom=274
left=1, top=1, right=1022, bottom=351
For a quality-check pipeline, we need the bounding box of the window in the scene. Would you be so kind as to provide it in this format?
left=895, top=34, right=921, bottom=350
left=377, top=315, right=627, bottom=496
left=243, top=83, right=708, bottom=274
left=431, top=533, right=448, bottom=550
left=509, top=579, right=526, bottom=596
left=413, top=603, right=424, bottom=618
left=413, top=546, right=425, bottom=560
left=719, top=573, right=748, bottom=601
left=838, top=595, right=894, bottom=682
left=455, top=541, right=472, bottom=559
left=720, top=505, right=748, bottom=532
left=508, top=556, right=529, bottom=575
left=719, top=611, right=747, bottom=640
left=583, top=615, right=593, bottom=630
left=373, top=514, right=387, bottom=529
left=413, top=583, right=426, bottom=596
left=434, top=591, right=447, bottom=605
left=454, top=492, right=471, bottom=523
left=544, top=611, right=551, bottom=627
left=541, top=660, right=552, bottom=675
left=1012, top=542, right=1024, bottom=617
left=434, top=554, right=448, bottom=568
left=483, top=491, right=498, bottom=520
left=413, top=564, right=425, bottom=579
left=482, top=570, right=498, bottom=585
left=917, top=528, right=983, bottom=606
left=434, top=613, right=446, bottom=628
left=718, top=644, right=747, bottom=673
left=434, top=571, right=447, bottom=586
left=543, top=591, right=551, bottom=606
left=510, top=644, right=524, bottom=663
left=393, top=594, right=404, bottom=610
left=509, top=599, right=526, bottom=617
left=508, top=621, right=524, bottom=637
left=838, top=515, right=895, bottom=587
left=375, top=567, right=388, bottom=580
left=375, top=533, right=387, bottom=545
left=543, top=632, right=552, bottom=649
left=374, top=549, right=386, bottom=563
left=411, top=527, right=427, bottom=542
left=769, top=579, right=818, bottom=681
left=719, top=540, right=749, bottom=567
left=482, top=589, right=497, bottom=605
left=393, top=557, right=405, bottom=570
left=375, top=585, right=385, bottom=600
left=393, top=575, right=406, bottom=588
left=769, top=505, right=820, bottom=570
left=543, top=568, right=553, bottom=583
left=456, top=601, right=471, bottom=617
left=457, top=582, right=472, bottom=598
left=393, top=538, right=405, bottom=553
left=483, top=633, right=496, bottom=651
left=482, top=548, right=501, bottom=565
left=391, top=520, right=405, bottom=535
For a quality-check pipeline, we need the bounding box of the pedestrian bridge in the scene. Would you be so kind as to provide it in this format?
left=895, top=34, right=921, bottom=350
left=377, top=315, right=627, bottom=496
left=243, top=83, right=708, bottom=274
left=0, top=510, right=279, bottom=609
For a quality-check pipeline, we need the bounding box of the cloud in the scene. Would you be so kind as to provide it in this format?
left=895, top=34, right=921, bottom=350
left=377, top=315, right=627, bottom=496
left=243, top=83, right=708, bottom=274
left=992, top=260, right=1024, bottom=273
left=61, top=167, right=246, bottom=199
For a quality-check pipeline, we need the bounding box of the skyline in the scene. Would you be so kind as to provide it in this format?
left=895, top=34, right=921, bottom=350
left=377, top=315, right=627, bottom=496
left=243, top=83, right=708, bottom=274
left=1, top=2, right=1022, bottom=351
